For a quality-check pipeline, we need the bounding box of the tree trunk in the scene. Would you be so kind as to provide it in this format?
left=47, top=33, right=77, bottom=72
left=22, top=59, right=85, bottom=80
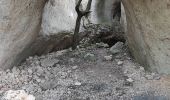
left=72, top=16, right=82, bottom=49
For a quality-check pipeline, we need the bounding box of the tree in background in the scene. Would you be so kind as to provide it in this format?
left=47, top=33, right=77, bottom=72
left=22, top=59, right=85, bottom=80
left=72, top=0, right=92, bottom=50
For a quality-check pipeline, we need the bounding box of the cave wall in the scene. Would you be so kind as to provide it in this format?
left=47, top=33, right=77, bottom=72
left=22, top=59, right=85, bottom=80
left=0, top=0, right=46, bottom=69
left=122, top=0, right=170, bottom=74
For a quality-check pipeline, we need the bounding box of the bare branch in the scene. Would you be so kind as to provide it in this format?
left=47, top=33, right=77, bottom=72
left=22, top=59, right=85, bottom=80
left=72, top=0, right=92, bottom=49
left=86, top=0, right=92, bottom=11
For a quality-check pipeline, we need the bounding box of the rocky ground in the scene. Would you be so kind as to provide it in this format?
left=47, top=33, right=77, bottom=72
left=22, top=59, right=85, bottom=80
left=0, top=24, right=170, bottom=100
left=0, top=41, right=170, bottom=100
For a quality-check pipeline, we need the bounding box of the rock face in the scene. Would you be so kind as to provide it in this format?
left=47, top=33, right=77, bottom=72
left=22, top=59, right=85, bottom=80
left=120, top=3, right=127, bottom=33
left=41, top=0, right=119, bottom=36
left=89, top=0, right=117, bottom=26
left=122, top=0, right=170, bottom=73
left=0, top=0, right=46, bottom=69
left=41, top=0, right=77, bottom=35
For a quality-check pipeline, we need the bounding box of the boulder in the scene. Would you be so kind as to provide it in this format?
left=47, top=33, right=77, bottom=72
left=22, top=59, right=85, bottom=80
left=2, top=90, right=35, bottom=100
left=0, top=0, right=46, bottom=69
left=41, top=0, right=77, bottom=35
left=122, top=0, right=170, bottom=73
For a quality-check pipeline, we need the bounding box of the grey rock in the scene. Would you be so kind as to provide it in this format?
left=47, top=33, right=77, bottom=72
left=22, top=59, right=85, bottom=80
left=72, top=66, right=78, bottom=70
left=74, top=81, right=82, bottom=86
left=40, top=80, right=58, bottom=90
left=84, top=53, right=96, bottom=61
left=104, top=55, right=112, bottom=61
left=126, top=78, right=134, bottom=83
left=117, top=61, right=123, bottom=66
left=96, top=42, right=109, bottom=48
left=110, top=42, right=124, bottom=55
left=41, top=59, right=59, bottom=67
left=145, top=74, right=154, bottom=80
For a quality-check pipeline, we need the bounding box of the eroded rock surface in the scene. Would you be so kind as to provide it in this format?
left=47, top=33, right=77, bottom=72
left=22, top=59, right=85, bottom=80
left=123, top=0, right=170, bottom=73
left=0, top=0, right=46, bottom=69
left=41, top=0, right=121, bottom=36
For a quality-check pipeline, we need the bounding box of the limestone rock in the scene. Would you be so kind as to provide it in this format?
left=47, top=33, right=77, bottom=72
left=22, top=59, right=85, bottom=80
left=89, top=0, right=118, bottom=26
left=110, top=42, right=124, bottom=55
left=2, top=90, right=35, bottom=100
left=41, top=0, right=77, bottom=35
left=123, top=0, right=170, bottom=74
left=104, top=55, right=112, bottom=61
left=0, top=0, right=46, bottom=69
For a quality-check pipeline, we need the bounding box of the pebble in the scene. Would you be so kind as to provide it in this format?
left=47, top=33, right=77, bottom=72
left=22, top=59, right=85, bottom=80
left=139, top=67, right=145, bottom=71
left=145, top=74, right=154, bottom=80
left=70, top=58, right=75, bottom=63
left=72, top=65, right=78, bottom=70
left=104, top=55, right=112, bottom=61
left=84, top=53, right=95, bottom=58
left=29, top=56, right=33, bottom=60
left=36, top=68, right=44, bottom=76
left=58, top=72, right=68, bottom=79
left=28, top=69, right=33, bottom=74
left=117, top=61, right=123, bottom=66
left=154, top=75, right=161, bottom=80
left=41, top=59, right=59, bottom=67
left=96, top=42, right=109, bottom=48
left=126, top=78, right=134, bottom=83
left=75, top=82, right=81, bottom=86
left=36, top=79, right=41, bottom=83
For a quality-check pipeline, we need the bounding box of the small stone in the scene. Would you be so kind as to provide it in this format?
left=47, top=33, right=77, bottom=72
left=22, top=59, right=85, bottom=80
left=84, top=53, right=95, bottom=58
left=36, top=79, right=41, bottom=83
left=67, top=70, right=72, bottom=73
left=139, top=67, right=145, bottom=71
left=117, top=61, right=123, bottom=66
left=154, top=75, right=161, bottom=80
left=126, top=78, right=134, bottom=83
left=145, top=74, right=154, bottom=80
left=29, top=56, right=33, bottom=60
left=12, top=67, right=17, bottom=73
left=69, top=48, right=73, bottom=51
left=67, top=91, right=71, bottom=94
left=96, top=42, right=109, bottom=48
left=104, top=55, right=112, bottom=61
left=28, top=69, right=33, bottom=74
left=72, top=65, right=78, bottom=70
left=84, top=53, right=95, bottom=61
left=75, top=81, right=81, bottom=86
left=6, top=69, right=10, bottom=73
left=36, top=68, right=44, bottom=76
left=40, top=80, right=58, bottom=90
left=152, top=73, right=161, bottom=80
left=70, top=58, right=75, bottom=63
left=40, top=79, right=46, bottom=83
left=41, top=59, right=59, bottom=67
left=109, top=75, right=112, bottom=77
left=35, top=61, right=40, bottom=65
left=58, top=71, right=68, bottom=79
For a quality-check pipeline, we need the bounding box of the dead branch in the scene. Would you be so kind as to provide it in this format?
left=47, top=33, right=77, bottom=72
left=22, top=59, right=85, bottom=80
left=72, top=0, right=92, bottom=50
